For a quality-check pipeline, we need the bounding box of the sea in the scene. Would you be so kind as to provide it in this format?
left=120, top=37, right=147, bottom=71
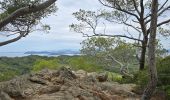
left=0, top=52, right=81, bottom=57
left=0, top=52, right=56, bottom=57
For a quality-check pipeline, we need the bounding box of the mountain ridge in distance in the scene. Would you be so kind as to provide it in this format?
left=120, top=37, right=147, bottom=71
left=24, top=49, right=80, bottom=55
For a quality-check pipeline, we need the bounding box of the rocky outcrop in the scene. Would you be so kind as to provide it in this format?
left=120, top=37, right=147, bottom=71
left=0, top=67, right=139, bottom=100
left=96, top=72, right=108, bottom=82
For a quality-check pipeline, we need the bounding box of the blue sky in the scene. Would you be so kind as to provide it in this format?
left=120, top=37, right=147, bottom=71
left=0, top=0, right=170, bottom=52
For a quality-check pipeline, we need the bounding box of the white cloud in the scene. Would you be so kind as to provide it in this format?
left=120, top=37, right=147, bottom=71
left=0, top=0, right=170, bottom=53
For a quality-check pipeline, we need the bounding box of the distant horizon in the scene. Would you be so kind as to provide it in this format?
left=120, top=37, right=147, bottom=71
left=0, top=48, right=81, bottom=53
left=0, top=0, right=170, bottom=52
left=0, top=48, right=170, bottom=53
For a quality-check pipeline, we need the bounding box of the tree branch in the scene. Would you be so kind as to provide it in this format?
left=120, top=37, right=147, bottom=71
left=132, top=0, right=140, bottom=15
left=92, top=34, right=143, bottom=42
left=158, top=5, right=170, bottom=17
left=140, top=0, right=144, bottom=17
left=98, top=0, right=140, bottom=20
left=122, top=21, right=142, bottom=33
left=157, top=18, right=170, bottom=27
left=0, top=0, right=57, bottom=30
left=0, top=32, right=24, bottom=46
left=145, top=0, right=170, bottom=24
left=158, top=0, right=169, bottom=12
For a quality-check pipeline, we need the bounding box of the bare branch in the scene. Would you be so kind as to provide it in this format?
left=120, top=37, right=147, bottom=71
left=107, top=55, right=133, bottom=78
left=158, top=0, right=169, bottom=12
left=157, top=18, right=170, bottom=27
left=145, top=0, right=170, bottom=24
left=158, top=5, right=170, bottom=17
left=122, top=21, right=142, bottom=33
left=108, top=55, right=123, bottom=66
left=98, top=0, right=140, bottom=20
left=132, top=0, right=140, bottom=15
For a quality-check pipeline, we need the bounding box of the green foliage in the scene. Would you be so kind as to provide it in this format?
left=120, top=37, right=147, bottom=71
left=68, top=56, right=103, bottom=72
left=0, top=55, right=56, bottom=81
left=0, top=55, right=105, bottom=81
left=107, top=72, right=122, bottom=82
left=32, top=59, right=60, bottom=72
left=70, top=9, right=103, bottom=35
left=0, top=71, right=19, bottom=82
left=161, top=85, right=170, bottom=100
left=133, top=70, right=149, bottom=87
left=157, top=56, right=170, bottom=99
left=157, top=55, right=170, bottom=73
left=81, top=37, right=138, bottom=72
left=0, top=0, right=57, bottom=37
left=126, top=56, right=170, bottom=98
left=81, top=37, right=121, bottom=55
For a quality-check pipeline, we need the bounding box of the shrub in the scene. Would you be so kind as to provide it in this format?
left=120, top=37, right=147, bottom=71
left=68, top=56, right=103, bottom=72
left=0, top=71, right=19, bottom=82
left=133, top=70, right=149, bottom=88
left=157, top=56, right=170, bottom=99
left=32, top=59, right=60, bottom=72
left=107, top=72, right=122, bottom=82
left=157, top=56, right=170, bottom=85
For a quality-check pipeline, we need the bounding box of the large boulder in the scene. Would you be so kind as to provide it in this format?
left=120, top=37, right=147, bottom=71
left=0, top=67, right=139, bottom=100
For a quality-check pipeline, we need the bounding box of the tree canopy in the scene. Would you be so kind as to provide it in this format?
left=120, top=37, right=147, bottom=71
left=71, top=0, right=170, bottom=70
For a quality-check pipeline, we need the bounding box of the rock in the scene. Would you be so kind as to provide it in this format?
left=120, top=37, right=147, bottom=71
left=51, top=77, right=65, bottom=85
left=0, top=75, right=32, bottom=97
left=0, top=91, right=13, bottom=100
left=77, top=95, right=88, bottom=100
left=100, top=82, right=136, bottom=97
left=29, top=76, right=49, bottom=85
left=22, top=88, right=35, bottom=97
left=0, top=68, right=139, bottom=100
left=96, top=72, right=108, bottom=82
left=75, top=70, right=87, bottom=79
left=39, top=85, right=61, bottom=94
left=87, top=72, right=97, bottom=77
left=83, top=75, right=97, bottom=84
left=56, top=67, right=77, bottom=80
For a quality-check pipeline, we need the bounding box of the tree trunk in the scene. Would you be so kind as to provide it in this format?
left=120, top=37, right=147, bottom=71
left=141, top=0, right=158, bottom=99
left=139, top=37, right=148, bottom=70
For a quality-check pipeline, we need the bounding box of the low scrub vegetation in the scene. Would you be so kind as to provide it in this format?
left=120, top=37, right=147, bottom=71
left=0, top=55, right=170, bottom=99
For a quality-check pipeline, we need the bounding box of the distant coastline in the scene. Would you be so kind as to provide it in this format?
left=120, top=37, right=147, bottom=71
left=0, top=49, right=80, bottom=57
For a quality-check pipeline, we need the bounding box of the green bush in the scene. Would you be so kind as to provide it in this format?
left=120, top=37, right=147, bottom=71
left=157, top=56, right=170, bottom=85
left=0, top=71, right=19, bottom=82
left=68, top=56, right=103, bottom=72
left=133, top=70, right=149, bottom=88
left=157, top=56, right=170, bottom=99
left=107, top=72, right=122, bottom=82
left=32, top=59, right=60, bottom=72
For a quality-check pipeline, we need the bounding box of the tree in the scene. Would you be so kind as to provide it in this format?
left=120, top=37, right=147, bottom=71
left=142, top=0, right=158, bottom=99
left=0, top=0, right=57, bottom=46
left=71, top=0, right=170, bottom=70
left=81, top=37, right=137, bottom=77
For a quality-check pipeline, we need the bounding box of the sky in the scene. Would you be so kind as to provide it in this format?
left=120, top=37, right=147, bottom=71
left=0, top=0, right=170, bottom=52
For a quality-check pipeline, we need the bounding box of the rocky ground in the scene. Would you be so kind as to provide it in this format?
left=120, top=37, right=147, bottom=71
left=0, top=67, right=166, bottom=100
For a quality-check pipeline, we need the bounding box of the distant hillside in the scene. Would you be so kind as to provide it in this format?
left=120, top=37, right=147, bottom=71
left=24, top=49, right=80, bottom=56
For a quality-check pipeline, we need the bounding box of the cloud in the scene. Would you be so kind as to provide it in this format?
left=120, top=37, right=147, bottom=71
left=0, top=0, right=169, bottom=53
